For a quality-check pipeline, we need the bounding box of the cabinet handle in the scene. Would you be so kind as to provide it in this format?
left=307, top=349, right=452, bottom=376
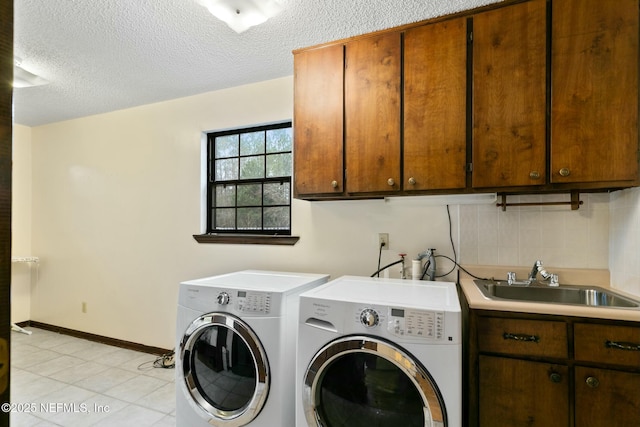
left=559, top=168, right=571, bottom=177
left=331, top=180, right=338, bottom=189
left=408, top=177, right=416, bottom=185
left=549, top=372, right=562, bottom=383
left=529, top=171, right=540, bottom=180
left=606, top=340, right=640, bottom=352
left=387, top=178, right=395, bottom=187
left=586, top=376, right=600, bottom=388
left=503, top=332, right=540, bottom=343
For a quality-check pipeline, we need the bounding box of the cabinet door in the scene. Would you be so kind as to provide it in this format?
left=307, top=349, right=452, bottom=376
left=345, top=32, right=401, bottom=194
left=479, top=356, right=569, bottom=427
left=293, top=44, right=344, bottom=197
left=404, top=18, right=467, bottom=191
left=574, top=323, right=640, bottom=367
left=478, top=317, right=568, bottom=358
left=575, top=366, right=640, bottom=427
left=551, top=0, right=639, bottom=185
left=472, top=0, right=547, bottom=188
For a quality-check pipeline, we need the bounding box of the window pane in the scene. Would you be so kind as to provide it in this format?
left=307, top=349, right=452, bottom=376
left=237, top=208, right=262, bottom=230
left=215, top=185, right=236, bottom=207
left=264, top=207, right=289, bottom=230
left=215, top=158, right=238, bottom=181
left=237, top=183, right=262, bottom=206
left=240, top=156, right=264, bottom=179
left=215, top=135, right=239, bottom=158
left=215, top=208, right=235, bottom=230
left=264, top=182, right=290, bottom=205
left=266, top=128, right=292, bottom=153
left=207, top=122, right=292, bottom=235
left=240, top=131, right=265, bottom=156
left=266, top=153, right=292, bottom=178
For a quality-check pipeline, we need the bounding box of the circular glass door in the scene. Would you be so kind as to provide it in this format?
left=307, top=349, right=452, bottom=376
left=180, top=312, right=269, bottom=426
left=303, top=335, right=446, bottom=427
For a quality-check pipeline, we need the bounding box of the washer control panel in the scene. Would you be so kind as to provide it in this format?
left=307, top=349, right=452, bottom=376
left=235, top=290, right=271, bottom=314
left=389, top=308, right=445, bottom=340
left=354, top=306, right=445, bottom=340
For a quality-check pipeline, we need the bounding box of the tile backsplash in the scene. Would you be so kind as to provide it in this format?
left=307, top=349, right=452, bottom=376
left=459, top=193, right=610, bottom=270
left=459, top=188, right=640, bottom=297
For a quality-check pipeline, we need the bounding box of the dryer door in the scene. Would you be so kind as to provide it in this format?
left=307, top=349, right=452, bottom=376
left=179, top=312, right=269, bottom=426
left=303, top=335, right=447, bottom=427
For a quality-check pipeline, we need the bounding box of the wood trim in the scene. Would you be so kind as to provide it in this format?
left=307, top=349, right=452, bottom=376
left=0, top=0, right=12, bottom=419
left=26, top=321, right=171, bottom=356
left=193, top=234, right=300, bottom=245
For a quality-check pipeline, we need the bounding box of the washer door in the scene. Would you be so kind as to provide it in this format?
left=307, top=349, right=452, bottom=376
left=303, top=335, right=447, bottom=427
left=180, top=312, right=269, bottom=426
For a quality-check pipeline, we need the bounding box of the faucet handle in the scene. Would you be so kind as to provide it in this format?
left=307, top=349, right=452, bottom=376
left=507, top=271, right=517, bottom=285
left=549, top=274, right=559, bottom=287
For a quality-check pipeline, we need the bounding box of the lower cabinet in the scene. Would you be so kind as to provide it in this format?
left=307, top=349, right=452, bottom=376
left=479, top=356, right=569, bottom=427
left=469, top=311, right=640, bottom=427
left=574, top=366, right=640, bottom=427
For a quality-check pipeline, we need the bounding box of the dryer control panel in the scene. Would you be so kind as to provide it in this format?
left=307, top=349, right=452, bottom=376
left=235, top=290, right=271, bottom=314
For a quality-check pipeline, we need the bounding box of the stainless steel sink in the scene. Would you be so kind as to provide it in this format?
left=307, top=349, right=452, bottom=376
left=474, top=280, right=640, bottom=308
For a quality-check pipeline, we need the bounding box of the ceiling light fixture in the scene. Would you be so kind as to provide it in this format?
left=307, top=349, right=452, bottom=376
left=13, top=57, right=49, bottom=88
left=197, top=0, right=283, bottom=33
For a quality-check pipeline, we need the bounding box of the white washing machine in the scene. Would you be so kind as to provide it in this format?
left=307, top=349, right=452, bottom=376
left=176, top=270, right=329, bottom=427
left=296, top=276, right=461, bottom=427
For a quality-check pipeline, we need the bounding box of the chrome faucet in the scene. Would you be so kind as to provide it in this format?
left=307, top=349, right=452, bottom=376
left=507, top=260, right=558, bottom=286
left=528, top=260, right=558, bottom=286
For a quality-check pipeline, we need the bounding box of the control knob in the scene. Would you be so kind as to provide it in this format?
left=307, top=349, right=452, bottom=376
left=360, top=309, right=379, bottom=328
left=217, top=291, right=230, bottom=305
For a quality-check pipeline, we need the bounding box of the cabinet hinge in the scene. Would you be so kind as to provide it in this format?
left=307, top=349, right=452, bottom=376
left=467, top=163, right=473, bottom=172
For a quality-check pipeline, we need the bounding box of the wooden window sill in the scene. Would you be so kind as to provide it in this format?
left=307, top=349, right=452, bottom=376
left=193, top=234, right=300, bottom=246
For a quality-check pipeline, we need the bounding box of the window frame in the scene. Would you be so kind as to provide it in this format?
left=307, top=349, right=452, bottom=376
left=194, top=121, right=299, bottom=245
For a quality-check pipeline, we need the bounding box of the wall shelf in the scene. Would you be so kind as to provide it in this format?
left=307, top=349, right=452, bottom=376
left=11, top=256, right=39, bottom=263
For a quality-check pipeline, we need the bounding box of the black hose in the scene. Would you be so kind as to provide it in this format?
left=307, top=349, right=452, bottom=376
left=370, top=258, right=404, bottom=277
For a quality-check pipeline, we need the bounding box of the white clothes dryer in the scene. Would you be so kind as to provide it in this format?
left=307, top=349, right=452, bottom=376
left=296, top=276, right=462, bottom=427
left=176, top=270, right=329, bottom=427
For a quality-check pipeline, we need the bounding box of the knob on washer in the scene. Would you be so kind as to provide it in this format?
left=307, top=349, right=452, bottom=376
left=360, top=309, right=379, bottom=328
left=217, top=292, right=230, bottom=305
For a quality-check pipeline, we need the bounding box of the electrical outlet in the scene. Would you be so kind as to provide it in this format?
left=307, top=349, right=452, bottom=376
left=378, top=233, right=389, bottom=250
left=82, top=302, right=87, bottom=313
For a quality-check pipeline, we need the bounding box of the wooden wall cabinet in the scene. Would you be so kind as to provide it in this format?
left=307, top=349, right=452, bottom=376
left=471, top=0, right=547, bottom=189
left=293, top=0, right=639, bottom=200
left=293, top=44, right=344, bottom=198
left=550, top=0, right=639, bottom=186
left=468, top=310, right=640, bottom=427
left=345, top=32, right=402, bottom=195
left=404, top=17, right=468, bottom=191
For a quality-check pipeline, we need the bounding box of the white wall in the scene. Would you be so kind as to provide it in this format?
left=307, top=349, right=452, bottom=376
left=12, top=124, right=33, bottom=323
left=610, top=187, right=640, bottom=296
left=18, top=75, right=640, bottom=349
left=26, top=77, right=460, bottom=349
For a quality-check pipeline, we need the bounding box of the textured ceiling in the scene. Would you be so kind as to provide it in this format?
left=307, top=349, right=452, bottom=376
left=13, top=0, right=501, bottom=127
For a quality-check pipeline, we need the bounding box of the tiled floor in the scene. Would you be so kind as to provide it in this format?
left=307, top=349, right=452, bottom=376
left=9, top=327, right=176, bottom=426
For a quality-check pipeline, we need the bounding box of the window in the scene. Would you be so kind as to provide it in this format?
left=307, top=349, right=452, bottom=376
left=194, top=122, right=299, bottom=245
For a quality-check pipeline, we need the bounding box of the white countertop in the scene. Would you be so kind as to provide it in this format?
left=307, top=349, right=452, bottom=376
left=459, top=265, right=640, bottom=322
